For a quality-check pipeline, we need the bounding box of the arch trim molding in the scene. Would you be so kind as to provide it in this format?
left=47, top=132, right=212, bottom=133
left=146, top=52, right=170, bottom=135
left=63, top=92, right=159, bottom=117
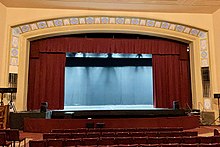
left=9, top=15, right=209, bottom=73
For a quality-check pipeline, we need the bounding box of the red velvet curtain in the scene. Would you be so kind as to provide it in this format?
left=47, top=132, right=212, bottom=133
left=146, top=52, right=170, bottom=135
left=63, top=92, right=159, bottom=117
left=153, top=54, right=191, bottom=108
left=28, top=37, right=190, bottom=110
left=28, top=53, right=65, bottom=110
left=28, top=58, right=40, bottom=110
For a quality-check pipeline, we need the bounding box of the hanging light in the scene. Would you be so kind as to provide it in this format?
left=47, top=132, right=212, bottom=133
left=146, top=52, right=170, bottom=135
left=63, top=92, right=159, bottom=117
left=107, top=53, right=112, bottom=58
left=136, top=54, right=142, bottom=58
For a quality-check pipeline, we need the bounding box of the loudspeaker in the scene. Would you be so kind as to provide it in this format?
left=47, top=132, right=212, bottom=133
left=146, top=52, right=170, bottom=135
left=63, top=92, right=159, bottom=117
left=96, top=123, right=105, bottom=128
left=173, top=101, right=179, bottom=110
left=86, top=122, right=94, bottom=128
left=40, top=102, right=48, bottom=112
left=214, top=94, right=220, bottom=98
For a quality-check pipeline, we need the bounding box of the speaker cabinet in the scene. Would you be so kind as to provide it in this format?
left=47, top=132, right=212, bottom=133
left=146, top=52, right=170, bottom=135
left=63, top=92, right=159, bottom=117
left=40, top=102, right=48, bottom=112
left=96, top=123, right=105, bottom=128
left=214, top=94, right=220, bottom=98
left=173, top=101, right=179, bottom=109
left=86, top=122, right=94, bottom=128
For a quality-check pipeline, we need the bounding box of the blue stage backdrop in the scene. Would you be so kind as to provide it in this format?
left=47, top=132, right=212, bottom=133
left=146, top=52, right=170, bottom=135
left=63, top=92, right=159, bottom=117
left=65, top=66, right=153, bottom=107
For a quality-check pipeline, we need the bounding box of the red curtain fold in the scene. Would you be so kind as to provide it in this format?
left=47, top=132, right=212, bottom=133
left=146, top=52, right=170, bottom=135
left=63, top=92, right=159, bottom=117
left=27, top=58, right=40, bottom=110
left=179, top=59, right=192, bottom=108
left=28, top=36, right=190, bottom=110
left=28, top=53, right=65, bottom=110
left=30, top=43, right=40, bottom=58
left=153, top=55, right=191, bottom=109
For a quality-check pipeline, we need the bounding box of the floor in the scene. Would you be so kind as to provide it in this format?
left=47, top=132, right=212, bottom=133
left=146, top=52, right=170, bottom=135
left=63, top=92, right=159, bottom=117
left=190, top=125, right=219, bottom=136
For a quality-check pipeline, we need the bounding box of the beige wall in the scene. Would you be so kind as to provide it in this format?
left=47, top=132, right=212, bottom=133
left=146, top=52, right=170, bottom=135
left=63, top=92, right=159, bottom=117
left=213, top=10, right=220, bottom=93
left=6, top=8, right=213, bottom=29
left=0, top=3, right=7, bottom=86
left=0, top=7, right=218, bottom=111
left=4, top=8, right=216, bottom=73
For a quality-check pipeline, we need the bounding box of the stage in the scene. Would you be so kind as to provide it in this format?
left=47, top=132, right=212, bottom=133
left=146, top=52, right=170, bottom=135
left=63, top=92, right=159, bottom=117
left=51, top=108, right=187, bottom=119
left=18, top=107, right=200, bottom=133
left=51, top=105, right=187, bottom=119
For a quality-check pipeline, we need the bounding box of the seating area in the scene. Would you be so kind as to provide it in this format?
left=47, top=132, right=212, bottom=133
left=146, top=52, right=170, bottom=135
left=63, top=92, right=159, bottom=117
left=0, top=132, right=12, bottom=147
left=28, top=127, right=220, bottom=147
left=0, top=105, right=27, bottom=147
left=0, top=129, right=26, bottom=147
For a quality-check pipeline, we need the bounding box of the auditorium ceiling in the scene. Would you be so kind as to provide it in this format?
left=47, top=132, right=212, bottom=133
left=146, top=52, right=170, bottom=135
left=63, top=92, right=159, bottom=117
left=0, top=0, right=220, bottom=13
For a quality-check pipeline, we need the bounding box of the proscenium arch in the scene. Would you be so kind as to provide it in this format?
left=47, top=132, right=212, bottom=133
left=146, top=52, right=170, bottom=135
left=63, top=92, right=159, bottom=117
left=9, top=16, right=208, bottom=112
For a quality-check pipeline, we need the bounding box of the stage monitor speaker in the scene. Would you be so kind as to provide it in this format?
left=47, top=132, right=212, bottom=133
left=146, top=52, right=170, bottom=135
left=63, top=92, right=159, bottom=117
left=96, top=123, right=105, bottom=128
left=86, top=122, right=94, bottom=128
left=40, top=102, right=48, bottom=112
left=214, top=94, right=220, bottom=98
left=173, top=101, right=179, bottom=110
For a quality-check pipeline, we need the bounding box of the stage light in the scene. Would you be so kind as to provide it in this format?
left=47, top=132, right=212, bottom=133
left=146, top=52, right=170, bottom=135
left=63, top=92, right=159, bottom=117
left=107, top=53, right=112, bottom=58
left=66, top=52, right=77, bottom=57
left=75, top=52, right=83, bottom=57
left=136, top=54, right=143, bottom=58
left=187, top=46, right=190, bottom=52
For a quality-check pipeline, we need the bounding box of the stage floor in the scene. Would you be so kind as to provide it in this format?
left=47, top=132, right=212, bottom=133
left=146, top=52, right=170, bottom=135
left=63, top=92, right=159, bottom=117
left=64, top=105, right=157, bottom=111
left=52, top=106, right=186, bottom=119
